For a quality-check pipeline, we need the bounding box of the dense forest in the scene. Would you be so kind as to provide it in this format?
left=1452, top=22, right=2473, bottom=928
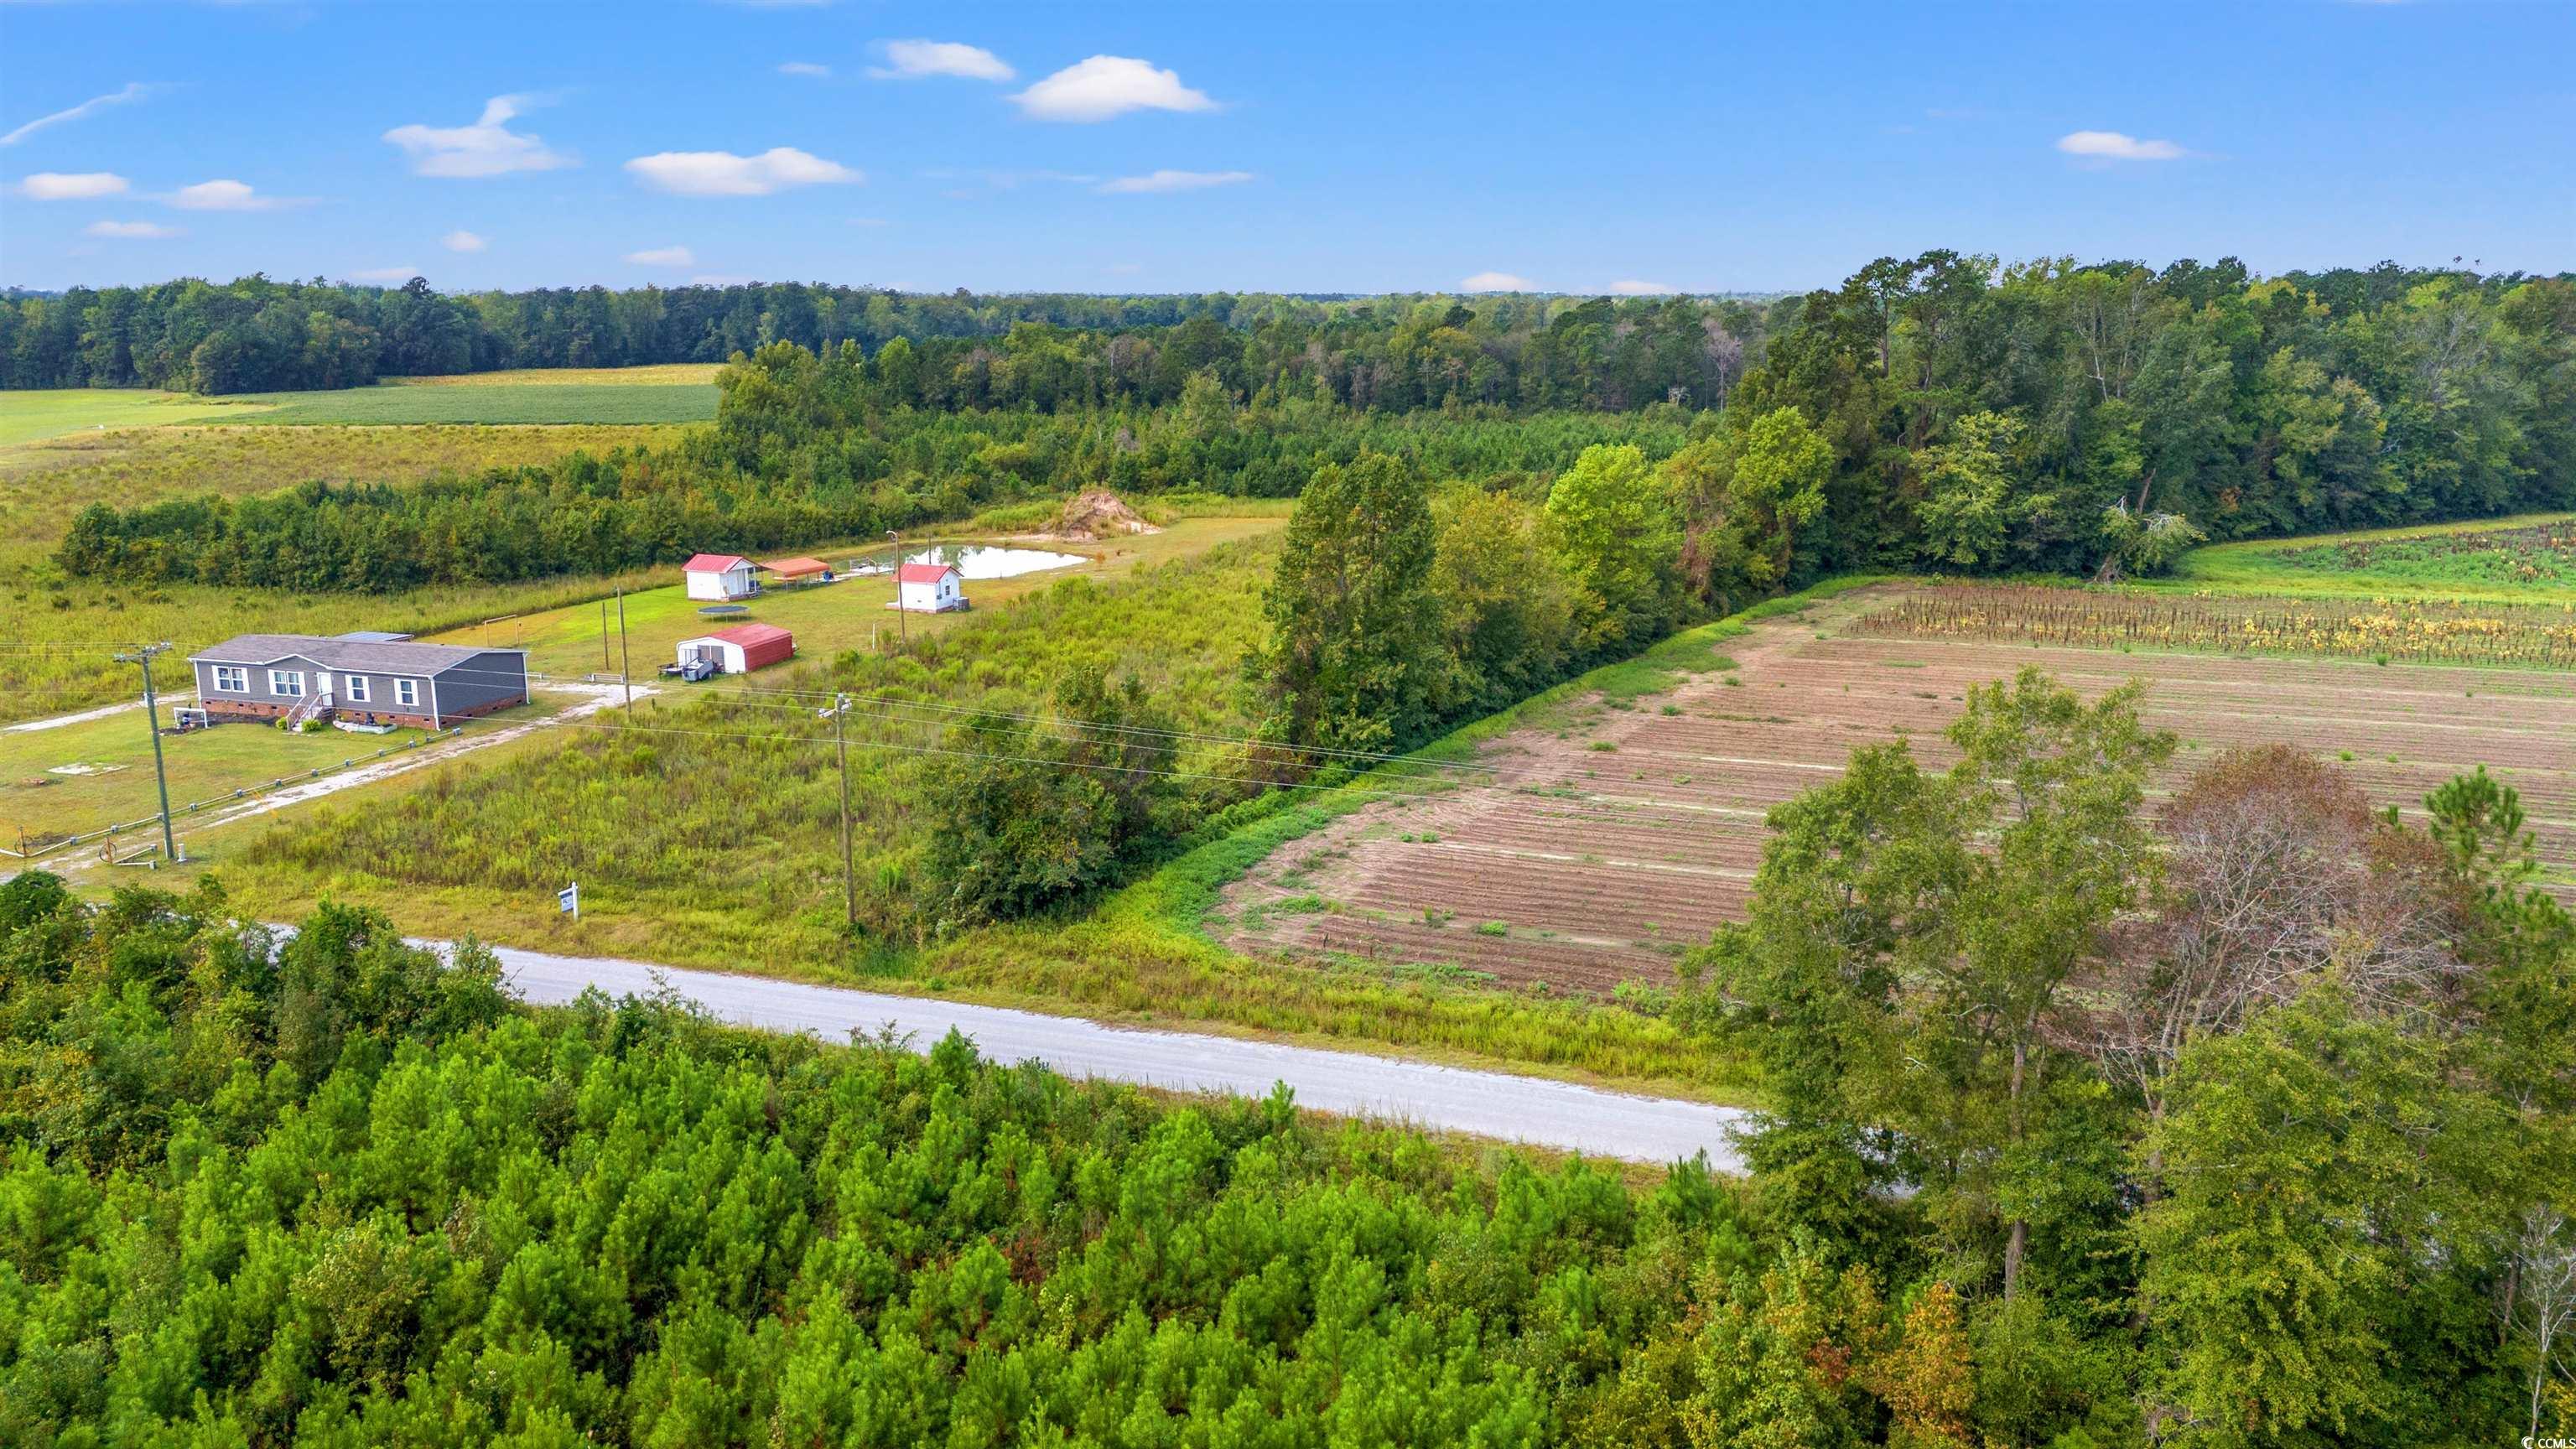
left=5, top=686, right=2568, bottom=1445
left=0, top=274, right=1771, bottom=403
left=52, top=257, right=2576, bottom=596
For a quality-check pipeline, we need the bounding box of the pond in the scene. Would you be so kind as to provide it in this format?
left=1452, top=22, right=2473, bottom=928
left=906, top=543, right=1090, bottom=579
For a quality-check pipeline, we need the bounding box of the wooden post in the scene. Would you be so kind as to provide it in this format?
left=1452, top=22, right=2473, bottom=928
left=835, top=691, right=855, bottom=931
left=113, top=642, right=179, bottom=865
left=887, top=531, right=906, bottom=652
left=616, top=589, right=633, bottom=712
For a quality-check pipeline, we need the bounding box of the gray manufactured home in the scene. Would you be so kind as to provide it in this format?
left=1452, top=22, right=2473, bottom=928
left=188, top=633, right=529, bottom=729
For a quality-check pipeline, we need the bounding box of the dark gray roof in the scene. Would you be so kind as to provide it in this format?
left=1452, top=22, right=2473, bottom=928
left=189, top=633, right=525, bottom=677
left=332, top=630, right=414, bottom=643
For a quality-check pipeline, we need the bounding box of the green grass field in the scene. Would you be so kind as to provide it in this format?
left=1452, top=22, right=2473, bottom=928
left=2168, top=512, right=2576, bottom=604
left=429, top=513, right=1285, bottom=677
left=0, top=365, right=720, bottom=441
left=217, top=382, right=715, bottom=426
left=0, top=704, right=467, bottom=850
left=0, top=390, right=266, bottom=446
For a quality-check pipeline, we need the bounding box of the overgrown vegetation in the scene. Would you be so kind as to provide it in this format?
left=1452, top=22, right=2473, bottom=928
left=1855, top=583, right=2576, bottom=667
left=8, top=674, right=2567, bottom=1445
left=232, top=539, right=1284, bottom=956
left=1675, top=673, right=2576, bottom=1446
left=2173, top=512, right=2576, bottom=600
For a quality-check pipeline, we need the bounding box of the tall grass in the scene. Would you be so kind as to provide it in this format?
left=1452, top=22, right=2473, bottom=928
left=2165, top=511, right=2576, bottom=604
left=223, top=537, right=1284, bottom=951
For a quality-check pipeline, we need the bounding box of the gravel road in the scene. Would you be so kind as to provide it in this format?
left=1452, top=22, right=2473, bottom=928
left=470, top=940, right=1748, bottom=1167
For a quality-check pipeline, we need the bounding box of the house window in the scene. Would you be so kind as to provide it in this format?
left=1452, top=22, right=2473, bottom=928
left=211, top=666, right=247, bottom=693
left=396, top=678, right=419, bottom=708
left=343, top=675, right=370, bottom=704
left=269, top=669, right=305, bottom=698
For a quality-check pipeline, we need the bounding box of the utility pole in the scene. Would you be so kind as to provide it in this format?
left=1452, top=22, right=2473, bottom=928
left=887, top=529, right=906, bottom=652
left=832, top=691, right=855, bottom=929
left=113, top=641, right=179, bottom=865
left=615, top=588, right=633, bottom=712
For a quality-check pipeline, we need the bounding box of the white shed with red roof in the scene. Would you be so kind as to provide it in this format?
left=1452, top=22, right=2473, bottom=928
left=674, top=622, right=795, bottom=674
left=896, top=561, right=967, bottom=613
left=683, top=553, right=761, bottom=601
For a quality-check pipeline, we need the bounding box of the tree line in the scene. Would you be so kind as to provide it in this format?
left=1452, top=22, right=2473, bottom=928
left=1, top=273, right=1771, bottom=404
left=50, top=256, right=2575, bottom=598
left=53, top=388, right=1685, bottom=591
left=1665, top=674, right=2575, bottom=1447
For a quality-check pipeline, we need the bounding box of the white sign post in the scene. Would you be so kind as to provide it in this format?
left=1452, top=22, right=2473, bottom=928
left=558, top=882, right=579, bottom=920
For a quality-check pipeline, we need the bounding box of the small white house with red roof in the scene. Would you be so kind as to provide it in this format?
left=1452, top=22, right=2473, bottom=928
left=683, top=553, right=761, bottom=601
left=896, top=561, right=967, bottom=612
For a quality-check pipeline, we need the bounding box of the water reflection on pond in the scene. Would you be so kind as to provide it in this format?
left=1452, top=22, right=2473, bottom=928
left=906, top=544, right=1089, bottom=579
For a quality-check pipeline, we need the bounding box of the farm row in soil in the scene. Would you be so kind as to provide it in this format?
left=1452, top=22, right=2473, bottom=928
left=1220, top=606, right=2576, bottom=995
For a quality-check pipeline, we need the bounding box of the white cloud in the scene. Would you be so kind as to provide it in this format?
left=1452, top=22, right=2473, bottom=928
left=2055, top=129, right=2188, bottom=162
left=1461, top=271, right=1534, bottom=293
left=626, top=246, right=697, bottom=267
left=1, top=82, right=153, bottom=148
left=384, top=95, right=575, bottom=178
left=1010, top=56, right=1216, bottom=122
left=1096, top=169, right=1251, bottom=195
left=169, top=179, right=290, bottom=211
left=441, top=229, right=487, bottom=252
left=625, top=147, right=860, bottom=196
left=84, top=220, right=181, bottom=239
left=870, top=40, right=1014, bottom=82
left=351, top=267, right=423, bottom=283
left=16, top=171, right=128, bottom=200
left=778, top=62, right=831, bottom=79
left=1607, top=279, right=1679, bottom=296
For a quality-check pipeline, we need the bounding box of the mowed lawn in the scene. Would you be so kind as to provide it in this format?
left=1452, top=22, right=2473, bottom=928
left=0, top=705, right=450, bottom=847
left=428, top=513, right=1290, bottom=678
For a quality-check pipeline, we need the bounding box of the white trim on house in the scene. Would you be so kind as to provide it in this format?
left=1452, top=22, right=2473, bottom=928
left=269, top=668, right=306, bottom=698
left=211, top=665, right=248, bottom=693
left=343, top=674, right=371, bottom=704
left=396, top=678, right=420, bottom=709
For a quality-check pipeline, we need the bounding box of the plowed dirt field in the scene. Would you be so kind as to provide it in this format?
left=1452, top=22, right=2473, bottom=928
left=1216, top=586, right=2576, bottom=995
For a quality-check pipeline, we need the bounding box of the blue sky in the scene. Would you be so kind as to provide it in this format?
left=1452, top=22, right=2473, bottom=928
left=3, top=1, right=2569, bottom=295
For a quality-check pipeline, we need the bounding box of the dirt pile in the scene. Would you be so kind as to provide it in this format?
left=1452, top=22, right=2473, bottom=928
left=1056, top=491, right=1159, bottom=541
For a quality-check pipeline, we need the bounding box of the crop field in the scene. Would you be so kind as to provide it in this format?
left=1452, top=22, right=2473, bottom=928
left=0, top=421, right=686, bottom=539
left=0, top=389, right=258, bottom=446
left=1855, top=584, right=2576, bottom=669
left=2168, top=511, right=2576, bottom=602
left=218, top=382, right=717, bottom=427
left=1217, top=585, right=2576, bottom=995
left=0, top=365, right=720, bottom=440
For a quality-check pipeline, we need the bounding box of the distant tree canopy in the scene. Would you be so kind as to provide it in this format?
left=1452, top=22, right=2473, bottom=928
left=44, top=256, right=2576, bottom=596
left=0, top=273, right=1774, bottom=403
